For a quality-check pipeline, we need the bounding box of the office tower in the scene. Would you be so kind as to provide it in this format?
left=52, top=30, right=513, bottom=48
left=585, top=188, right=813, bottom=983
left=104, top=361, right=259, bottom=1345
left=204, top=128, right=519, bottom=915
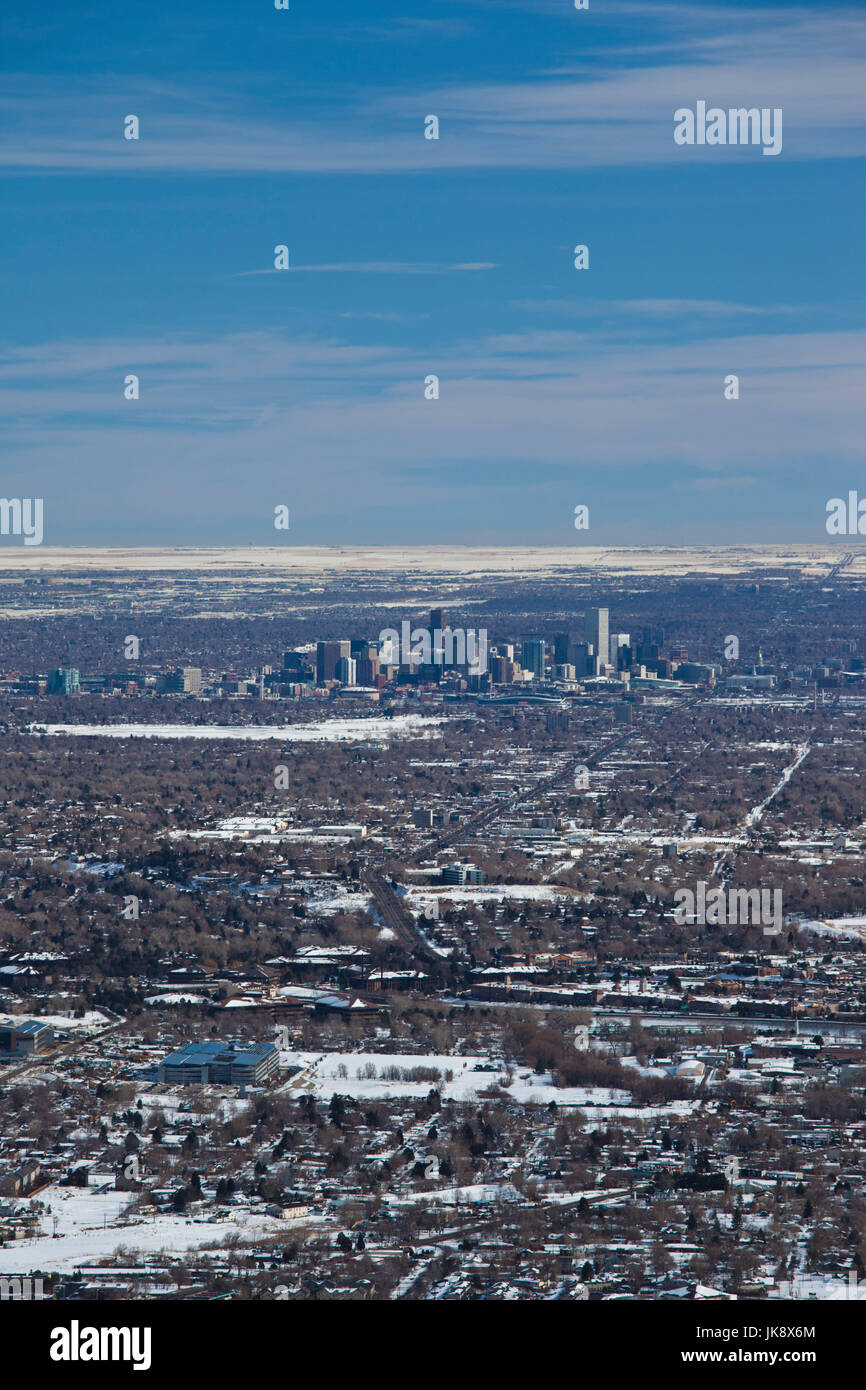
left=316, top=640, right=350, bottom=683
left=335, top=656, right=357, bottom=686
left=356, top=654, right=380, bottom=686
left=609, top=634, right=631, bottom=670
left=554, top=632, right=580, bottom=666
left=570, top=642, right=593, bottom=678
left=429, top=608, right=447, bottom=665
left=181, top=667, right=202, bottom=694
left=283, top=651, right=307, bottom=677
left=47, top=667, right=80, bottom=695
left=489, top=655, right=517, bottom=684
left=586, top=608, right=609, bottom=669
left=283, top=651, right=314, bottom=682
left=521, top=639, right=546, bottom=679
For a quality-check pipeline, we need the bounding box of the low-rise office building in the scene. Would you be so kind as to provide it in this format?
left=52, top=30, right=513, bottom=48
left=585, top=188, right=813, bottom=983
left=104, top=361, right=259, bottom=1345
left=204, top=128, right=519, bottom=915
left=157, top=1040, right=279, bottom=1087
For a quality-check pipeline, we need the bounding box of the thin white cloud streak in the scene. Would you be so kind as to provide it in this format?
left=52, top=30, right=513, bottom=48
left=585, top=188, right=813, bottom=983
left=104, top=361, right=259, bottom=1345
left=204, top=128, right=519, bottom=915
left=233, top=262, right=496, bottom=276
left=513, top=299, right=806, bottom=318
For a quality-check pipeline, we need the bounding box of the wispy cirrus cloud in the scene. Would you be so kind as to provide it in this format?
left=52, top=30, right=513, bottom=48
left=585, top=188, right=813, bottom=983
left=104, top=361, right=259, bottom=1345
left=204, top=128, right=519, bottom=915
left=1, top=311, right=861, bottom=542
left=2, top=318, right=864, bottom=469
left=513, top=298, right=807, bottom=319
left=2, top=6, right=865, bottom=174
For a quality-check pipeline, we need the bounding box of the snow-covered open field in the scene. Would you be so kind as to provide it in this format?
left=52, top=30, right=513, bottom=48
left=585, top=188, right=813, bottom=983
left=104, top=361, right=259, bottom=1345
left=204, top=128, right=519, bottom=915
left=30, top=715, right=443, bottom=743
left=403, top=885, right=566, bottom=914
left=278, top=1050, right=672, bottom=1111
left=0, top=1180, right=294, bottom=1275
left=800, top=915, right=866, bottom=942
left=0, top=544, right=854, bottom=578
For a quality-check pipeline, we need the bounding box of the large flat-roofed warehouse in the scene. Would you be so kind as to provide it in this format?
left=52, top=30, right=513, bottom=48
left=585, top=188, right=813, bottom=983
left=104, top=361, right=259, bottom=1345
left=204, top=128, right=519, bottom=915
left=157, top=1040, right=279, bottom=1087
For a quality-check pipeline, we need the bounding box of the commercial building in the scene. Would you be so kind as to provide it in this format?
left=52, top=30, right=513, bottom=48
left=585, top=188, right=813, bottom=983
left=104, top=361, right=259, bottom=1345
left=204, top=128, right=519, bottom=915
left=554, top=632, right=580, bottom=666
left=47, top=668, right=79, bottom=695
left=159, top=667, right=202, bottom=694
left=571, top=642, right=595, bottom=678
left=316, top=641, right=350, bottom=684
left=489, top=656, right=518, bottom=684
left=586, top=608, right=609, bottom=669
left=609, top=634, right=631, bottom=669
left=676, top=662, right=716, bottom=684
left=429, top=609, right=447, bottom=652
left=356, top=654, right=381, bottom=685
left=521, top=639, right=546, bottom=680
left=441, top=863, right=485, bottom=885
left=283, top=651, right=313, bottom=681
left=0, top=1020, right=55, bottom=1057
left=726, top=674, right=776, bottom=689
left=157, top=1041, right=280, bottom=1087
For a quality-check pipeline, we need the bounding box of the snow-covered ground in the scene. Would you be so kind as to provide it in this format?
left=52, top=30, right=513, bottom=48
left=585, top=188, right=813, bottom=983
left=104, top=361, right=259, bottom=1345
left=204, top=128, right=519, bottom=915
left=0, top=1010, right=111, bottom=1033
left=29, top=715, right=444, bottom=743
left=302, top=889, right=374, bottom=915
left=279, top=1050, right=634, bottom=1109
left=2, top=543, right=851, bottom=578
left=771, top=1274, right=866, bottom=1300
left=143, top=993, right=208, bottom=1006
left=387, top=1182, right=523, bottom=1208
left=0, top=1180, right=294, bottom=1274
left=404, top=885, right=565, bottom=914
left=799, top=915, right=866, bottom=942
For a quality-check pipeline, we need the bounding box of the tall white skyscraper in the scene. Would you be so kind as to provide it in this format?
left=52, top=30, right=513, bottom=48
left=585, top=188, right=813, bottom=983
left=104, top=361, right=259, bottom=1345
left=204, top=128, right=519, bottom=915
left=586, top=608, right=609, bottom=669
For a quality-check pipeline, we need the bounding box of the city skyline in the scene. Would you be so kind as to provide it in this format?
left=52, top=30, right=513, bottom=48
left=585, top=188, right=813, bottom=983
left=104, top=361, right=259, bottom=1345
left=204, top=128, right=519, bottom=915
left=3, top=0, right=865, bottom=1335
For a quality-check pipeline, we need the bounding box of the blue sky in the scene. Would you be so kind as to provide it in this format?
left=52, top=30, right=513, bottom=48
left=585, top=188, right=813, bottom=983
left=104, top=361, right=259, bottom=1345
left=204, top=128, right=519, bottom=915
left=1, top=0, right=864, bottom=545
